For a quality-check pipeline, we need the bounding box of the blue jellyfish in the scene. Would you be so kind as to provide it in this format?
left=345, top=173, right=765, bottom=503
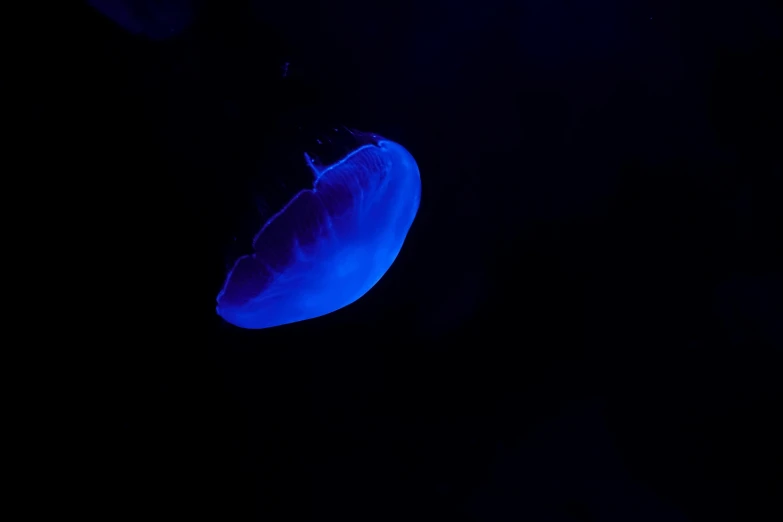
left=216, top=131, right=421, bottom=329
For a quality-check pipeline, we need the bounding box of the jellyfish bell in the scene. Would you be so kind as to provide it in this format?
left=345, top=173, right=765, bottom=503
left=216, top=128, right=421, bottom=330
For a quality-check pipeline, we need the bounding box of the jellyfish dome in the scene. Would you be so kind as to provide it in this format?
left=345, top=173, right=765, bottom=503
left=216, top=131, right=421, bottom=329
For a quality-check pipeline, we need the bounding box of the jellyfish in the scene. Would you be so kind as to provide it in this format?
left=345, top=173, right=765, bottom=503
left=216, top=131, right=421, bottom=329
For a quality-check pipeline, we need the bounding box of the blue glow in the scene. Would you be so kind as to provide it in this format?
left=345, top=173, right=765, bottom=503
left=216, top=133, right=421, bottom=329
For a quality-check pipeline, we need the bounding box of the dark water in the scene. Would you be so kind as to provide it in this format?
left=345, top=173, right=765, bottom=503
left=40, top=1, right=781, bottom=520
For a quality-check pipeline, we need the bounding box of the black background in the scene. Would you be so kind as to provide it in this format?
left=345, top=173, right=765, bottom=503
left=47, top=1, right=782, bottom=520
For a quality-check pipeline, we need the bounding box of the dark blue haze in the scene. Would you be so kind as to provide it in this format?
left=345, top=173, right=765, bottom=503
left=88, top=0, right=194, bottom=40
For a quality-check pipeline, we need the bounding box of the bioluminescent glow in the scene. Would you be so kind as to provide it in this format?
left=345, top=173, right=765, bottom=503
left=217, top=132, right=421, bottom=329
